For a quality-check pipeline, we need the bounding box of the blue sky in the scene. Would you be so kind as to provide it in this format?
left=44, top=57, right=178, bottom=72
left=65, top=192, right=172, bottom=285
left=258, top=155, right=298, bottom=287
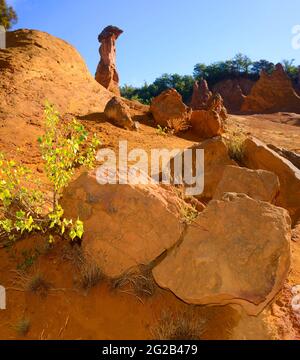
left=8, top=0, right=300, bottom=86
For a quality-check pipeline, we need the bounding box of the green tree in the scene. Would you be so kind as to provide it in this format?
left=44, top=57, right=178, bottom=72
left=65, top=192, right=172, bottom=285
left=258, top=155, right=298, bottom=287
left=0, top=0, right=18, bottom=30
left=251, top=60, right=275, bottom=77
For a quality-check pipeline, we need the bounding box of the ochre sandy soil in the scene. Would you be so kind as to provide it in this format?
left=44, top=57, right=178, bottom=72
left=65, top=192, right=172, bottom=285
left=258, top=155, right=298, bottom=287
left=0, top=113, right=300, bottom=340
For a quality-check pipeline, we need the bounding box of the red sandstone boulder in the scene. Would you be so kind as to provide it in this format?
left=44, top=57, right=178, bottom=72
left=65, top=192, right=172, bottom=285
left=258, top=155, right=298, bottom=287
left=190, top=94, right=227, bottom=139
left=150, top=89, right=192, bottom=133
left=243, top=137, right=300, bottom=223
left=104, top=97, right=137, bottom=130
left=169, top=137, right=236, bottom=200
left=241, top=64, right=300, bottom=113
left=191, top=110, right=224, bottom=138
left=214, top=165, right=280, bottom=203
left=61, top=172, right=186, bottom=278
left=95, top=26, right=123, bottom=96
left=153, top=193, right=291, bottom=315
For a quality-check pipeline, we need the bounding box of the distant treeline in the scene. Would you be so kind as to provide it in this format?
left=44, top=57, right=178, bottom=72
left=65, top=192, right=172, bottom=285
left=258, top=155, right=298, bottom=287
left=120, top=54, right=300, bottom=105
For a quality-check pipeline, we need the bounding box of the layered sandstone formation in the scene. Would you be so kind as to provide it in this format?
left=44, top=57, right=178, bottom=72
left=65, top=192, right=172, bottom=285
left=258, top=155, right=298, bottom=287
left=95, top=26, right=123, bottom=95
left=242, top=64, right=300, bottom=113
left=190, top=80, right=212, bottom=110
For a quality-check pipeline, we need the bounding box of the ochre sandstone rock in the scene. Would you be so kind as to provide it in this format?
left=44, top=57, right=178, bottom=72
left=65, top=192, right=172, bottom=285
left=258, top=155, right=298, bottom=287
left=214, top=165, right=280, bottom=203
left=95, top=26, right=123, bottom=95
left=104, top=97, right=137, bottom=130
left=0, top=29, right=113, bottom=157
left=190, top=80, right=212, bottom=110
left=153, top=193, right=291, bottom=315
left=213, top=78, right=254, bottom=112
left=61, top=172, right=186, bottom=278
left=241, top=64, right=300, bottom=113
left=150, top=89, right=192, bottom=133
left=169, top=137, right=236, bottom=200
left=191, top=110, right=224, bottom=138
left=243, top=137, right=300, bottom=223
left=190, top=94, right=227, bottom=139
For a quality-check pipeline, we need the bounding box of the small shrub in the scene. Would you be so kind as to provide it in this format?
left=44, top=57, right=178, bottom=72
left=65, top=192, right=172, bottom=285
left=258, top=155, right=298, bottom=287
left=0, top=102, right=100, bottom=246
left=180, top=204, right=198, bottom=224
left=79, top=261, right=104, bottom=290
left=151, top=309, right=206, bottom=340
left=156, top=125, right=168, bottom=136
left=226, top=133, right=246, bottom=163
left=14, top=318, right=30, bottom=336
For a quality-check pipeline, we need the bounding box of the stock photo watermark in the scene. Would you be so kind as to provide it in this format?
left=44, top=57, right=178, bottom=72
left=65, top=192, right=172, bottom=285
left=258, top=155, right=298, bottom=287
left=96, top=141, right=204, bottom=196
left=0, top=285, right=6, bottom=310
left=292, top=25, right=300, bottom=50
left=0, top=26, right=6, bottom=49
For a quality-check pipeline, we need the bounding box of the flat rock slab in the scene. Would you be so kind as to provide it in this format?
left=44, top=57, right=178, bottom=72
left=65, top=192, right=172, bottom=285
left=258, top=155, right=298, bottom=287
left=153, top=193, right=291, bottom=315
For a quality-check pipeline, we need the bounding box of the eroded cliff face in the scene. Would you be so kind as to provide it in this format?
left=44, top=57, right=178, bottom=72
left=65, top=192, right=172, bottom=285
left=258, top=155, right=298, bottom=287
left=213, top=78, right=255, bottom=113
left=95, top=26, right=123, bottom=96
left=242, top=64, right=300, bottom=114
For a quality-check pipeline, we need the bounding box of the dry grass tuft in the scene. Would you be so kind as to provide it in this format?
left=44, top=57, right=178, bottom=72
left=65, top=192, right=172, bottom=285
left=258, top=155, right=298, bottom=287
left=62, top=244, right=104, bottom=290
left=225, top=133, right=247, bottom=163
left=151, top=309, right=206, bottom=340
left=12, top=270, right=51, bottom=297
left=111, top=265, right=156, bottom=302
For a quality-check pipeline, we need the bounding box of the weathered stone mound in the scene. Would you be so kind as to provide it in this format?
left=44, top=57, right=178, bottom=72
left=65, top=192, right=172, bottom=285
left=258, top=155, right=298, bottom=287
left=95, top=25, right=123, bottom=95
left=213, top=78, right=255, bottom=112
left=0, top=29, right=113, bottom=154
left=242, top=64, right=300, bottom=114
left=61, top=171, right=186, bottom=278
left=153, top=193, right=291, bottom=315
left=243, top=137, right=300, bottom=224
left=150, top=89, right=192, bottom=133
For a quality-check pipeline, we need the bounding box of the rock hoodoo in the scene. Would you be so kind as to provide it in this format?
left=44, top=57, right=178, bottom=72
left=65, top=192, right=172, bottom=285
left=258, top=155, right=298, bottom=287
left=241, top=64, right=300, bottom=113
left=153, top=193, right=291, bottom=315
left=95, top=25, right=123, bottom=95
left=190, top=80, right=212, bottom=110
